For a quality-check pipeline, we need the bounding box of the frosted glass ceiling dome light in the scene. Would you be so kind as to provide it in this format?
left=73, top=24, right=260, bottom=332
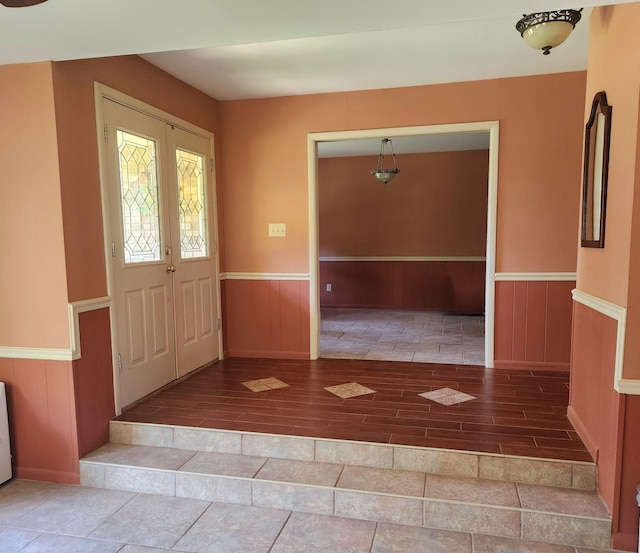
left=516, top=9, right=582, bottom=55
left=371, top=138, right=400, bottom=185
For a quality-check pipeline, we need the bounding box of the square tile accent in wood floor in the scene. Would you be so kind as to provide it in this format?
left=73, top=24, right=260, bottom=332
left=324, top=382, right=376, bottom=399
left=419, top=387, right=476, bottom=406
left=242, top=377, right=289, bottom=392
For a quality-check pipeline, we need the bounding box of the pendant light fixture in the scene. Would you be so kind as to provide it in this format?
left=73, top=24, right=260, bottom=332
left=370, top=138, right=400, bottom=185
left=516, top=9, right=582, bottom=55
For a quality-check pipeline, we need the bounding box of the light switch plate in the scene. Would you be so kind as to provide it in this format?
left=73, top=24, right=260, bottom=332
left=269, top=223, right=286, bottom=237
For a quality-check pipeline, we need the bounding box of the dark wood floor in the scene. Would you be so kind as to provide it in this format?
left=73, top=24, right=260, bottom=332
left=117, top=357, right=592, bottom=462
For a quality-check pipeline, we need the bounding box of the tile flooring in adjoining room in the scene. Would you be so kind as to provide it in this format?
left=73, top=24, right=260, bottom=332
left=0, top=479, right=624, bottom=553
left=116, top=357, right=592, bottom=462
left=320, top=308, right=485, bottom=365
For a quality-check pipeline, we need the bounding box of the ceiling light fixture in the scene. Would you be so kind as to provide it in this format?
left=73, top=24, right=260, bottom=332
left=0, top=0, right=47, bottom=6
left=370, top=138, right=400, bottom=185
left=516, top=9, right=582, bottom=55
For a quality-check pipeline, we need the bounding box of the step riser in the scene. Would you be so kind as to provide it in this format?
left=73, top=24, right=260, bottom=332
left=80, top=460, right=611, bottom=550
left=110, top=421, right=596, bottom=490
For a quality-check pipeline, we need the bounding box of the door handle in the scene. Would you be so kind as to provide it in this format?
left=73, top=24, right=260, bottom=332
left=166, top=265, right=176, bottom=273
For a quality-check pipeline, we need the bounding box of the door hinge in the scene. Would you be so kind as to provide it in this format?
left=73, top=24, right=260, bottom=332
left=210, top=158, right=214, bottom=172
left=103, top=124, right=108, bottom=142
left=213, top=240, right=218, bottom=254
left=216, top=318, right=221, bottom=330
left=117, top=354, right=122, bottom=372
left=111, top=243, right=116, bottom=258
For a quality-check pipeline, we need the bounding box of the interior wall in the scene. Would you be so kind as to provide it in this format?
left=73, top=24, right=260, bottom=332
left=221, top=72, right=584, bottom=275
left=0, top=62, right=70, bottom=349
left=318, top=150, right=489, bottom=257
left=220, top=71, right=585, bottom=359
left=0, top=55, right=222, bottom=484
left=570, top=4, right=640, bottom=550
left=0, top=358, right=79, bottom=483
left=318, top=150, right=487, bottom=312
left=495, top=280, right=574, bottom=369
left=51, top=55, right=222, bottom=303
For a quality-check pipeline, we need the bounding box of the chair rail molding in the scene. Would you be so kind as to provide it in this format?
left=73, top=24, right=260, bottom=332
left=320, top=256, right=486, bottom=262
left=495, top=272, right=577, bottom=281
left=222, top=272, right=310, bottom=281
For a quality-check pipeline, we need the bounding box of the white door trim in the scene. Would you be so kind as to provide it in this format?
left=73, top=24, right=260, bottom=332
left=307, top=121, right=500, bottom=367
left=94, top=82, right=223, bottom=413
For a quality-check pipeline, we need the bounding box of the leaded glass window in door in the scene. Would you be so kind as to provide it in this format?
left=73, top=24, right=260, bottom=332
left=117, top=130, right=162, bottom=264
left=176, top=149, right=208, bottom=259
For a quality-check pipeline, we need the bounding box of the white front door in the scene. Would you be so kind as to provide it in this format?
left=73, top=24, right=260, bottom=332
left=168, top=127, right=219, bottom=378
left=103, top=99, right=219, bottom=407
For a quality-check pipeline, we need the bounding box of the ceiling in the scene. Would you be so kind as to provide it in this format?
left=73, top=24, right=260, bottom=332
left=317, top=132, right=490, bottom=158
left=1, top=0, right=630, bottom=155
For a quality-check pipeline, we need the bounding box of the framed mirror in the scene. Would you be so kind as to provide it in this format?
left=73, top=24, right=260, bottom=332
left=581, top=91, right=612, bottom=248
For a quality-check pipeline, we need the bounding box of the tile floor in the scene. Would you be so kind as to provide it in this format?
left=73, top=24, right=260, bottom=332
left=117, top=357, right=592, bottom=462
left=0, top=479, right=624, bottom=553
left=320, top=308, right=485, bottom=365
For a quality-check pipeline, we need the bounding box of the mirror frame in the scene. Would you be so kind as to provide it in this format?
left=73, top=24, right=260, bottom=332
left=581, top=91, right=612, bottom=248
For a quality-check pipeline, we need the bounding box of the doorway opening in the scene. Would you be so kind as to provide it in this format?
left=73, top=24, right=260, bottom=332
left=308, top=122, right=499, bottom=367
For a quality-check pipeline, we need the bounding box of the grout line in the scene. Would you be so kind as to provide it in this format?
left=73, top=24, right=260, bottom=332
left=266, top=510, right=293, bottom=553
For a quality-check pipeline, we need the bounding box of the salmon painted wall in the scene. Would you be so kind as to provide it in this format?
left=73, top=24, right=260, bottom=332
left=0, top=62, right=70, bottom=349
left=51, top=55, right=221, bottom=303
left=220, top=72, right=585, bottom=274
left=318, top=150, right=488, bottom=257
left=570, top=4, right=640, bottom=550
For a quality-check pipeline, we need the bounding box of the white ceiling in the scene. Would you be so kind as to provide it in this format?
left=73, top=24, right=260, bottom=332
left=1, top=0, right=631, bottom=154
left=317, top=132, right=490, bottom=158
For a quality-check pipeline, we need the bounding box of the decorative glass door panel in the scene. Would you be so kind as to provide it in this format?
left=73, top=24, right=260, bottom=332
left=117, top=131, right=162, bottom=264
left=176, top=149, right=208, bottom=260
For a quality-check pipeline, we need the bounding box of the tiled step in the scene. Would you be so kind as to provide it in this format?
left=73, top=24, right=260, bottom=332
left=79, top=421, right=611, bottom=550
left=107, top=420, right=597, bottom=489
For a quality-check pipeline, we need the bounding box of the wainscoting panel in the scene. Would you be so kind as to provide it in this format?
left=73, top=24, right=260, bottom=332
left=568, top=300, right=621, bottom=539
left=319, top=260, right=485, bottom=312
left=0, top=357, right=79, bottom=483
left=494, top=280, right=574, bottom=369
left=224, top=279, right=310, bottom=359
left=72, top=307, right=115, bottom=458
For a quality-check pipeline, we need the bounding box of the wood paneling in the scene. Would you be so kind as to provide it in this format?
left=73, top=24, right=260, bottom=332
left=0, top=357, right=79, bottom=483
left=320, top=260, right=485, bottom=312
left=494, top=280, right=574, bottom=369
left=72, top=308, right=115, bottom=458
left=568, top=301, right=622, bottom=539
left=224, top=279, right=310, bottom=359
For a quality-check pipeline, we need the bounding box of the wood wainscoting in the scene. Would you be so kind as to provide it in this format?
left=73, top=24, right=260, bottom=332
left=494, top=279, right=574, bottom=370
left=319, top=258, right=485, bottom=313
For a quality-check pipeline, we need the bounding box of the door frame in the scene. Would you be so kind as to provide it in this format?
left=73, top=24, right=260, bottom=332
left=94, top=82, right=224, bottom=413
left=307, top=121, right=500, bottom=367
